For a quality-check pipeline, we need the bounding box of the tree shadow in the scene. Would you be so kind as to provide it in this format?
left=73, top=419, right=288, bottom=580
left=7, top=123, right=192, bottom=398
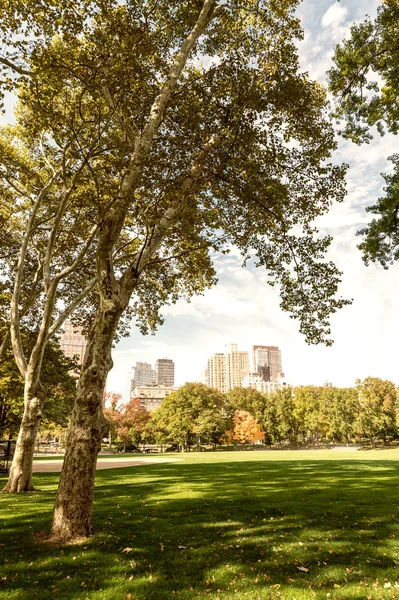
left=1, top=458, right=399, bottom=599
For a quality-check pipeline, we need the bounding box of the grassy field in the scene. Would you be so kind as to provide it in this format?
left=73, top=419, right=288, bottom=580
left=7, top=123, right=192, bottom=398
left=2, top=450, right=399, bottom=600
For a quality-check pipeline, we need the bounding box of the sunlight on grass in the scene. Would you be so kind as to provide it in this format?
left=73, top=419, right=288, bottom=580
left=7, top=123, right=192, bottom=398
left=1, top=450, right=399, bottom=599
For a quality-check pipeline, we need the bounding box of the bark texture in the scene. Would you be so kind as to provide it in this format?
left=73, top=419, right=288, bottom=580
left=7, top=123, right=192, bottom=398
left=50, top=306, right=121, bottom=540
left=2, top=385, right=42, bottom=492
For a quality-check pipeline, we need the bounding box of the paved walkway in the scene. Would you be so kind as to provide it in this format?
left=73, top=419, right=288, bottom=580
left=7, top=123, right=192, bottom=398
left=32, top=457, right=181, bottom=473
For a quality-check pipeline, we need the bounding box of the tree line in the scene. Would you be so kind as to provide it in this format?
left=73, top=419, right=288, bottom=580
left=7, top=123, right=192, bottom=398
left=104, top=378, right=399, bottom=452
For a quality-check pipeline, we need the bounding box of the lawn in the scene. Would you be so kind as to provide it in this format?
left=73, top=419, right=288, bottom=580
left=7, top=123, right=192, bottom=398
left=1, top=450, right=399, bottom=600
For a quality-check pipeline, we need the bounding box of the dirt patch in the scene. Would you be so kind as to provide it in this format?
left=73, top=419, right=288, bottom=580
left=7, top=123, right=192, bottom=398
left=32, top=458, right=179, bottom=473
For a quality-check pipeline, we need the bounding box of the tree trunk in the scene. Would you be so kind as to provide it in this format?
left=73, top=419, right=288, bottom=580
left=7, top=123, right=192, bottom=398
left=2, top=384, right=42, bottom=492
left=49, top=306, right=120, bottom=541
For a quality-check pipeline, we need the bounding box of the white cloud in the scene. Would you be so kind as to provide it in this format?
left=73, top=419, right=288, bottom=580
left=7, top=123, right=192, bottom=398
left=321, top=3, right=348, bottom=29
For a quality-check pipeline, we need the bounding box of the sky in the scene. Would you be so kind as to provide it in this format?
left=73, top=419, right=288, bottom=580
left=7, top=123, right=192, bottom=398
left=108, top=0, right=398, bottom=395
left=4, top=1, right=395, bottom=395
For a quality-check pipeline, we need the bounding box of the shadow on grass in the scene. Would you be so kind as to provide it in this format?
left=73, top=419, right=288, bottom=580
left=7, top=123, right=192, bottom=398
left=1, top=458, right=399, bottom=599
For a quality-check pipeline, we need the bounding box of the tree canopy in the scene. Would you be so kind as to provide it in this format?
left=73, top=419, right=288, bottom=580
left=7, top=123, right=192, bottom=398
left=152, top=383, right=226, bottom=450
left=2, top=0, right=350, bottom=345
left=328, top=0, right=399, bottom=268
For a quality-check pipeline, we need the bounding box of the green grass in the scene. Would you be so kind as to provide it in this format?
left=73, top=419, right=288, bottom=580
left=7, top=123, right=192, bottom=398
left=2, top=450, right=399, bottom=599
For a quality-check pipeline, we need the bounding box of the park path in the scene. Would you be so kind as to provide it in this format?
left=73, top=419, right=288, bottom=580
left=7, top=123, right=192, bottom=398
left=32, top=457, right=181, bottom=473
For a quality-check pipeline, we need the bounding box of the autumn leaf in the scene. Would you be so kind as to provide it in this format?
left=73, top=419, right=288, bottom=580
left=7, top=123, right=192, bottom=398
left=297, top=566, right=309, bottom=573
left=122, top=547, right=132, bottom=554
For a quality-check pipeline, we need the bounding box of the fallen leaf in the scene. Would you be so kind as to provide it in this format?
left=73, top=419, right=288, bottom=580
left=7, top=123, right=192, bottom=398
left=122, top=547, right=132, bottom=554
left=297, top=566, right=309, bottom=573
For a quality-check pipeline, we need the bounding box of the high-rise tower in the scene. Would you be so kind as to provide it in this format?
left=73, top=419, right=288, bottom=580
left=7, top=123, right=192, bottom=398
left=205, top=344, right=249, bottom=392
left=155, top=358, right=175, bottom=387
left=206, top=353, right=226, bottom=392
left=225, top=344, right=249, bottom=391
left=252, top=345, right=284, bottom=382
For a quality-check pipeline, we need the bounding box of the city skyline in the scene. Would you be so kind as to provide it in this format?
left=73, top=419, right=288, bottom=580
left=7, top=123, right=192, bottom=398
left=204, top=343, right=285, bottom=394
left=124, top=358, right=175, bottom=403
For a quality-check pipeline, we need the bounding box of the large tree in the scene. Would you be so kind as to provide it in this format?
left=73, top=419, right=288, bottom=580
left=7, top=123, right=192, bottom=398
left=152, top=383, right=226, bottom=451
left=1, top=0, right=351, bottom=539
left=104, top=397, right=151, bottom=451
left=0, top=119, right=99, bottom=493
left=328, top=0, right=399, bottom=267
left=354, top=377, right=397, bottom=446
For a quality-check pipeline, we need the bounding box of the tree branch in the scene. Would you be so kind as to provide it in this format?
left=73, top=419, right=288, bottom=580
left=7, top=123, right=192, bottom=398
left=0, top=56, right=32, bottom=77
left=54, top=223, right=99, bottom=284
left=10, top=174, right=58, bottom=377
left=42, top=158, right=85, bottom=291
left=100, top=68, right=138, bottom=145
left=120, top=133, right=222, bottom=292
left=48, top=277, right=97, bottom=339
left=97, top=0, right=217, bottom=300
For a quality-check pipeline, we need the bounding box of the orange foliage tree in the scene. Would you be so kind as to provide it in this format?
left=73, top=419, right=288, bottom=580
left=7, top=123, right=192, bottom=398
left=233, top=410, right=265, bottom=445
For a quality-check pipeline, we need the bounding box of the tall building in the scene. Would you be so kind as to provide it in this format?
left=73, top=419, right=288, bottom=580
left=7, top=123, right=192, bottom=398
left=60, top=319, right=87, bottom=365
left=225, top=344, right=250, bottom=391
left=133, top=362, right=158, bottom=387
left=124, top=362, right=157, bottom=402
left=205, top=344, right=249, bottom=393
left=252, top=345, right=284, bottom=382
left=155, top=358, right=175, bottom=387
left=206, top=353, right=226, bottom=392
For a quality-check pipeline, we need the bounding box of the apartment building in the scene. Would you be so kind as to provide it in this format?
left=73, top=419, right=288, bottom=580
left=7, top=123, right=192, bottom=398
left=155, top=358, right=175, bottom=387
left=60, top=319, right=87, bottom=365
left=205, top=353, right=226, bottom=392
left=205, top=344, right=249, bottom=393
left=124, top=362, right=157, bottom=402
left=225, top=344, right=250, bottom=391
left=133, top=385, right=174, bottom=411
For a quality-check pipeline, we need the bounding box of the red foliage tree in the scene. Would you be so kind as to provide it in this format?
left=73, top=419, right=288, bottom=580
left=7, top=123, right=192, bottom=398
left=104, top=397, right=151, bottom=451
